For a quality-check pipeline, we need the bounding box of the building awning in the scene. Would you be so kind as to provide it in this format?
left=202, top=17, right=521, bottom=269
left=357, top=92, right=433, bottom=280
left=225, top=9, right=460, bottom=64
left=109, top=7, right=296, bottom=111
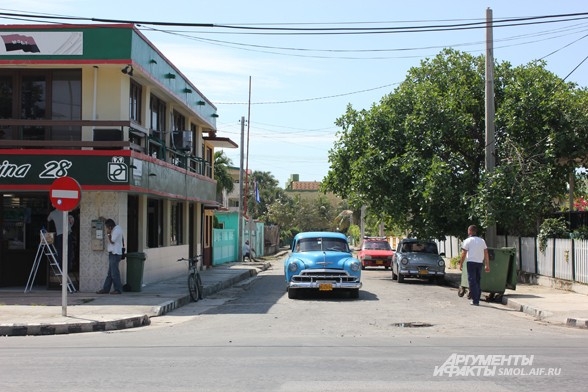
left=203, top=136, right=238, bottom=149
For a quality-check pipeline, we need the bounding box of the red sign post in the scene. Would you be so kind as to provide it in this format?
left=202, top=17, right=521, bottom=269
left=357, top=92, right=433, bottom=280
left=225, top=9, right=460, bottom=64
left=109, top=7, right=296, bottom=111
left=49, top=176, right=81, bottom=316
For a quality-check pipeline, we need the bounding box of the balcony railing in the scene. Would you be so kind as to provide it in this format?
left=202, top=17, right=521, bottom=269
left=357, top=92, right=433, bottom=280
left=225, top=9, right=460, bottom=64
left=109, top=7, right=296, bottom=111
left=0, top=119, right=213, bottom=179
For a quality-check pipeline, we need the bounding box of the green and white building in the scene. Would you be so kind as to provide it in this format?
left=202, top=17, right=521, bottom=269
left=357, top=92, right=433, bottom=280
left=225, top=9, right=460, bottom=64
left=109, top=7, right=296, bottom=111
left=0, top=23, right=237, bottom=291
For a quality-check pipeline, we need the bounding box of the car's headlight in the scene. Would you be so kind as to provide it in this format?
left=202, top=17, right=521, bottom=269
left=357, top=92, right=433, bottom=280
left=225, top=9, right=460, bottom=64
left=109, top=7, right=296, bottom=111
left=350, top=261, right=361, bottom=271
left=363, top=255, right=372, bottom=260
left=401, top=257, right=409, bottom=265
left=288, top=262, right=299, bottom=272
left=438, top=259, right=445, bottom=267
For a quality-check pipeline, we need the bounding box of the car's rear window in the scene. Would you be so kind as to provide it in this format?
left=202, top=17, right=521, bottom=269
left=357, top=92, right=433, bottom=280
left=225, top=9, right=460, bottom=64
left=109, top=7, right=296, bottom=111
left=364, top=241, right=391, bottom=251
left=297, top=237, right=349, bottom=252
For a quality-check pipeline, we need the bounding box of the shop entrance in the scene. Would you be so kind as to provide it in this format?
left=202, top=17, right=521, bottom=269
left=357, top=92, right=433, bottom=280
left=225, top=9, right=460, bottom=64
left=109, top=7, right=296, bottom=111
left=0, top=193, right=79, bottom=288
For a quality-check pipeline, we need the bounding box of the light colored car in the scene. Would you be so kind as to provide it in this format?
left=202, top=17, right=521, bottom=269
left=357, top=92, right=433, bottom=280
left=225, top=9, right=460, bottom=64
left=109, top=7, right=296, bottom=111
left=284, top=231, right=362, bottom=299
left=392, top=238, right=445, bottom=284
left=357, top=236, right=394, bottom=270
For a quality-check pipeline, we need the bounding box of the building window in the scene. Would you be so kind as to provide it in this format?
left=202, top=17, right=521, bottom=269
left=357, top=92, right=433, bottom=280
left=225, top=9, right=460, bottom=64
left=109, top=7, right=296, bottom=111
left=21, top=73, right=46, bottom=140
left=149, top=94, right=166, bottom=140
left=130, top=80, right=142, bottom=124
left=0, top=69, right=81, bottom=141
left=205, top=146, right=213, bottom=178
left=147, top=198, right=163, bottom=248
left=171, top=201, right=184, bottom=245
left=0, top=75, right=12, bottom=140
left=172, top=110, right=185, bottom=132
left=51, top=70, right=82, bottom=141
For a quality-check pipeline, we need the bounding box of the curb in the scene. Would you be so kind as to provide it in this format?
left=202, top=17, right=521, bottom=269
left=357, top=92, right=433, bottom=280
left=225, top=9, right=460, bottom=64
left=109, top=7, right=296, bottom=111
left=566, top=318, right=588, bottom=328
left=0, top=315, right=150, bottom=337
left=0, top=262, right=271, bottom=337
left=446, top=271, right=588, bottom=330
left=500, top=297, right=554, bottom=319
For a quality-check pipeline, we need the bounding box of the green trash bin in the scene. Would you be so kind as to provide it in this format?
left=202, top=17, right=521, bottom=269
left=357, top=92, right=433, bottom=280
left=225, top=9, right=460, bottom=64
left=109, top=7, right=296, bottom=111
left=125, top=252, right=146, bottom=292
left=458, top=247, right=516, bottom=301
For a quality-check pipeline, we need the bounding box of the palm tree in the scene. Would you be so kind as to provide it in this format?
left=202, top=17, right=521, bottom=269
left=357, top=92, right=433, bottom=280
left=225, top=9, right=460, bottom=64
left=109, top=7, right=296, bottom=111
left=214, top=151, right=234, bottom=199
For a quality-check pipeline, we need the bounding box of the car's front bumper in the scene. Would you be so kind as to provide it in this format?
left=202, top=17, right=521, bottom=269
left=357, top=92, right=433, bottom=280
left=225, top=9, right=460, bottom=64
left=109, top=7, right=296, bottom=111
left=288, top=280, right=363, bottom=289
left=287, top=270, right=362, bottom=289
left=399, top=267, right=444, bottom=277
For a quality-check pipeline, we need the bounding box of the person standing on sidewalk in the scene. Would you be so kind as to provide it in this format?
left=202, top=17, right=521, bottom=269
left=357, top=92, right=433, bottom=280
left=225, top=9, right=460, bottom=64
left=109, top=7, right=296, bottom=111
left=242, top=240, right=256, bottom=262
left=97, top=219, right=124, bottom=294
left=47, top=206, right=64, bottom=266
left=459, top=225, right=490, bottom=306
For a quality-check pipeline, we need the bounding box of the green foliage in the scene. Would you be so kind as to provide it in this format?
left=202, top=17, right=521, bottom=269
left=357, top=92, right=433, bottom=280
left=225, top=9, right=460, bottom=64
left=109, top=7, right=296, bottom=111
left=571, top=226, right=588, bottom=240
left=449, top=256, right=460, bottom=269
left=537, top=217, right=569, bottom=253
left=246, top=171, right=280, bottom=223
left=213, top=151, right=234, bottom=198
left=347, top=224, right=361, bottom=245
left=323, top=48, right=588, bottom=240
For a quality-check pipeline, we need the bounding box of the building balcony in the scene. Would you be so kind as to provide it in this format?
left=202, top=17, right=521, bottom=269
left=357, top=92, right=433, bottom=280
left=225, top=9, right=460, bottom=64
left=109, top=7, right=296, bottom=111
left=0, top=119, right=217, bottom=206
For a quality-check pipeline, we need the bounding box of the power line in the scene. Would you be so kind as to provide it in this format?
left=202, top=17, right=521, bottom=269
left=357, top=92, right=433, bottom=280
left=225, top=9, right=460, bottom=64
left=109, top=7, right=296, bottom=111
left=1, top=10, right=588, bottom=34
left=215, top=83, right=399, bottom=105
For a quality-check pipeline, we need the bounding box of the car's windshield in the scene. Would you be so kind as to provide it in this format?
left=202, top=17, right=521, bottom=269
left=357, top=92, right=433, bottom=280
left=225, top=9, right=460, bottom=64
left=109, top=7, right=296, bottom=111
left=297, top=238, right=349, bottom=252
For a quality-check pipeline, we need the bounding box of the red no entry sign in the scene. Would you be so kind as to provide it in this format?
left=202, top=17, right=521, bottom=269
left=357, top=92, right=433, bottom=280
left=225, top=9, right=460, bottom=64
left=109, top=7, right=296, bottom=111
left=49, top=176, right=82, bottom=211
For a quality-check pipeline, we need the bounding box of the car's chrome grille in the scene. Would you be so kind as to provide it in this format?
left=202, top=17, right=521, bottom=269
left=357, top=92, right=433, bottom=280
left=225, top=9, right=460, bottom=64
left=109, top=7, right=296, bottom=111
left=293, top=269, right=358, bottom=283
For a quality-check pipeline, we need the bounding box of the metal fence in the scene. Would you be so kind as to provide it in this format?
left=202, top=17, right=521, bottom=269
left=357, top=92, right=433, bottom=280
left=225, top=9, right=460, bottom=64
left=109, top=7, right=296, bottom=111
left=391, top=235, right=588, bottom=285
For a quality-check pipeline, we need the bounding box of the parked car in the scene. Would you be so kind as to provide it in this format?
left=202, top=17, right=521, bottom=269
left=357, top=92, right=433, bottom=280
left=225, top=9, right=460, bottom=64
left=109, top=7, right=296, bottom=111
left=284, top=231, right=362, bottom=299
left=392, top=238, right=445, bottom=284
left=357, top=236, right=394, bottom=270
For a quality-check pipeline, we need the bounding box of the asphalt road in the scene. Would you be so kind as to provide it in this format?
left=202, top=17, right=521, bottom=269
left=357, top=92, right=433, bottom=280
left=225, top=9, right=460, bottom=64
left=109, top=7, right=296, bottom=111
left=1, top=262, right=586, bottom=392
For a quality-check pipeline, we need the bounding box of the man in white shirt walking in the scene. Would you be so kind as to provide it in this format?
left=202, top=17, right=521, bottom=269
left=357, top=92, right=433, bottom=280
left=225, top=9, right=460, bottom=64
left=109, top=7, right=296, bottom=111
left=459, top=225, right=490, bottom=306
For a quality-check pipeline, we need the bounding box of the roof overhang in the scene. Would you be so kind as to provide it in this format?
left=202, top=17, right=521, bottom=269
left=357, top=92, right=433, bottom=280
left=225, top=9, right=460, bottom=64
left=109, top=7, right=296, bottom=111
left=203, top=136, right=238, bottom=149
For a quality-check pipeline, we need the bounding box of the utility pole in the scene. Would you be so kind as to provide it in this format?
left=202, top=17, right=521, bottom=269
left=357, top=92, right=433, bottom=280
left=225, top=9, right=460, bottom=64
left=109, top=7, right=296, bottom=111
left=246, top=77, right=253, bottom=249
left=485, top=7, right=497, bottom=248
left=238, top=116, right=245, bottom=262
left=360, top=205, right=366, bottom=240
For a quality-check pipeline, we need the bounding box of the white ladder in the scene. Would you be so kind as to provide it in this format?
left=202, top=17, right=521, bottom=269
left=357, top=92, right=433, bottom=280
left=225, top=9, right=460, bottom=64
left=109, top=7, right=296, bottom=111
left=25, top=229, right=76, bottom=293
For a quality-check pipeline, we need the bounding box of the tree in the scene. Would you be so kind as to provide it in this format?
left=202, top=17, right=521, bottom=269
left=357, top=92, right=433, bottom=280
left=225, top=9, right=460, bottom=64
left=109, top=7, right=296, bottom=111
left=245, top=170, right=282, bottom=222
left=214, top=151, right=234, bottom=200
left=474, top=61, right=588, bottom=235
left=323, top=48, right=588, bottom=239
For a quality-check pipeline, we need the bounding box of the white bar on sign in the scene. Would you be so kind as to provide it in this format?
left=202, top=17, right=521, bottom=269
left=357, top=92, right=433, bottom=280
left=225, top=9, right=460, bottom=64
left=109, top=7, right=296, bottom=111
left=51, top=190, right=79, bottom=199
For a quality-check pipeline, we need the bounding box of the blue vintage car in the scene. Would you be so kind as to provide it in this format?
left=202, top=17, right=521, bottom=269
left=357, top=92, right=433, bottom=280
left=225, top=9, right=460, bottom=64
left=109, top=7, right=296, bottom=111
left=284, top=231, right=362, bottom=299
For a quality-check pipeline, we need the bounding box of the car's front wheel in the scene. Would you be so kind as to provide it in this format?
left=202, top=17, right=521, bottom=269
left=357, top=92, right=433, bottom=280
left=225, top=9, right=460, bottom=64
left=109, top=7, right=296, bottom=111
left=349, top=288, right=359, bottom=299
left=397, top=271, right=405, bottom=283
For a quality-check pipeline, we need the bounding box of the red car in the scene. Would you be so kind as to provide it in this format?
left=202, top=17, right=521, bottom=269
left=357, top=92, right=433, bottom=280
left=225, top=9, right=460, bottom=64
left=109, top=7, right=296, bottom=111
left=357, top=237, right=394, bottom=270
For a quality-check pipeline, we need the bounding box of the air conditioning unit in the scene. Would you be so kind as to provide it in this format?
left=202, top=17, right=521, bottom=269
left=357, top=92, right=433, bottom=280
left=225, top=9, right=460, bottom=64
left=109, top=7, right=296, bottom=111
left=172, top=130, right=193, bottom=154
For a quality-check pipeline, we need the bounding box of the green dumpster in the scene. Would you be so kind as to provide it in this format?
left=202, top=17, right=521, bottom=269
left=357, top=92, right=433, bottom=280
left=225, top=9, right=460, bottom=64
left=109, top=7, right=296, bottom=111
left=125, top=252, right=146, bottom=292
left=458, top=247, right=516, bottom=301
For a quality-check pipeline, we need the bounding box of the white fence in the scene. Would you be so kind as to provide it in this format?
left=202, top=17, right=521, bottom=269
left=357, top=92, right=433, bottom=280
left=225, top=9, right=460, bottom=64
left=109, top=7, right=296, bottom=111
left=391, top=235, right=588, bottom=285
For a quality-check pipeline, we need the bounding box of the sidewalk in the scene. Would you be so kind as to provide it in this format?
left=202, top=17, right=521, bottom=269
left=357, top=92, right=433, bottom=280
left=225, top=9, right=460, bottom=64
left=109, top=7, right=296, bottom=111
left=1, top=258, right=587, bottom=337
left=0, top=259, right=272, bottom=337
left=443, top=266, right=588, bottom=329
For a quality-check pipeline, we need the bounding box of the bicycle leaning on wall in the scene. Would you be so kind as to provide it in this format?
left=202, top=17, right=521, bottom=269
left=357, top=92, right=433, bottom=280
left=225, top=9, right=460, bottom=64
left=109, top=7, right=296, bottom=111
left=178, top=255, right=204, bottom=302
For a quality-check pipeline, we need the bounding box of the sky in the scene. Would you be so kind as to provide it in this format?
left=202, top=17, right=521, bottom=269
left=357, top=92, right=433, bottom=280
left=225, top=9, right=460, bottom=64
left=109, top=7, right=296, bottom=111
left=2, top=1, right=588, bottom=187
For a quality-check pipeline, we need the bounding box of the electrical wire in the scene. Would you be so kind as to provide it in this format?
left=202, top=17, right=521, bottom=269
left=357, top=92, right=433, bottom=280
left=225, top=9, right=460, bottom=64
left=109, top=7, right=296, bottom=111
left=1, top=10, right=588, bottom=34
